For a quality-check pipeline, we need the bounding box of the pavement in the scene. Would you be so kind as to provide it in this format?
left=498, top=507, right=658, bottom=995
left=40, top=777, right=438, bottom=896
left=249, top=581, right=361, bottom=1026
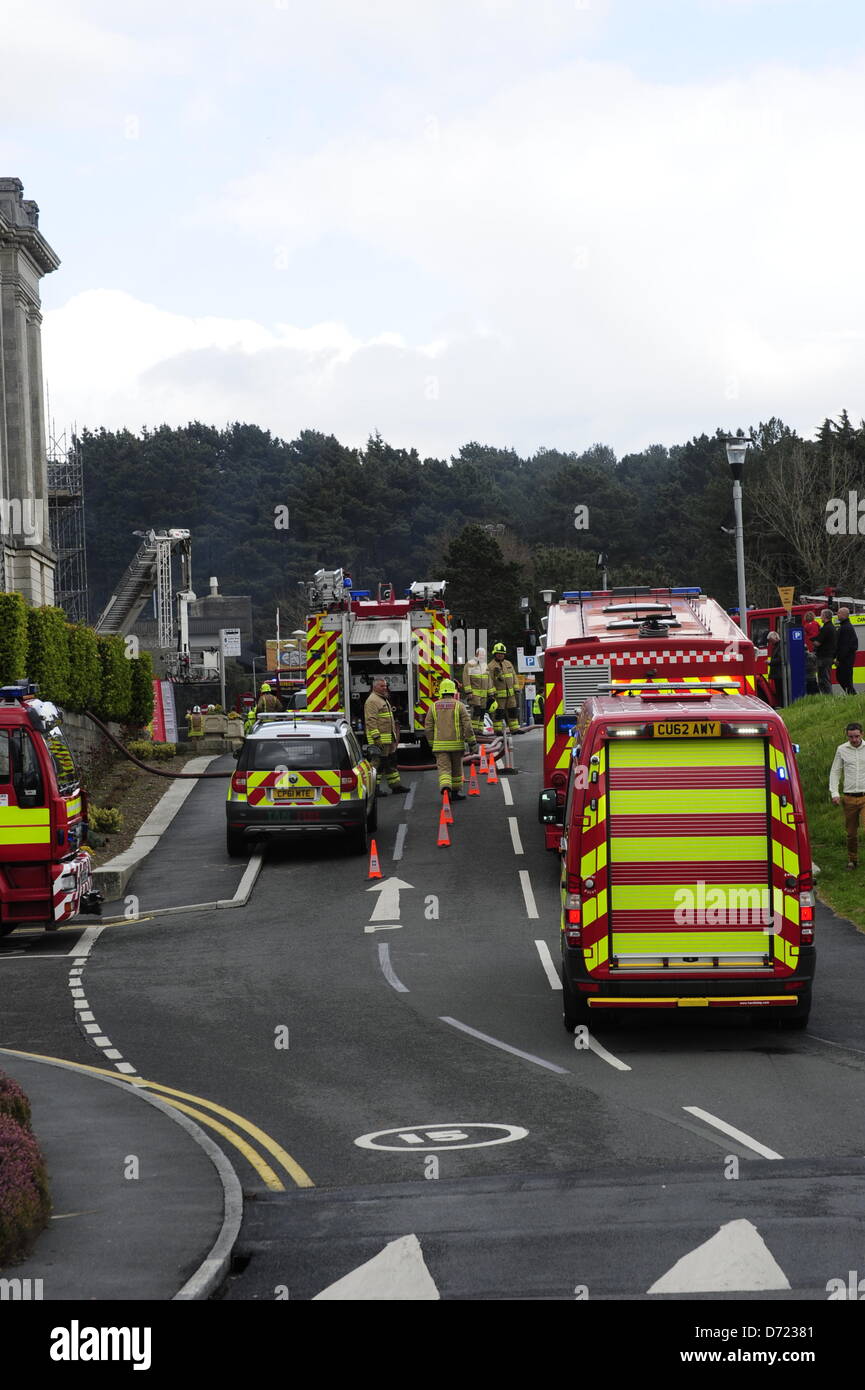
left=0, top=1050, right=241, bottom=1300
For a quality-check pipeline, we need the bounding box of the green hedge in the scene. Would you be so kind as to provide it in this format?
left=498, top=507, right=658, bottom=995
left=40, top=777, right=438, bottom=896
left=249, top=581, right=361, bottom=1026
left=129, top=649, right=155, bottom=727
left=0, top=592, right=28, bottom=685
left=94, top=635, right=132, bottom=722
left=66, top=623, right=102, bottom=711
left=26, top=606, right=71, bottom=705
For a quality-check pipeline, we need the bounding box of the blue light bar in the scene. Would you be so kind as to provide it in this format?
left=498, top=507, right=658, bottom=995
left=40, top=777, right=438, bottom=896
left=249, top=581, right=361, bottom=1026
left=351, top=590, right=372, bottom=597
left=561, top=591, right=595, bottom=599
left=670, top=587, right=701, bottom=595
left=0, top=681, right=36, bottom=699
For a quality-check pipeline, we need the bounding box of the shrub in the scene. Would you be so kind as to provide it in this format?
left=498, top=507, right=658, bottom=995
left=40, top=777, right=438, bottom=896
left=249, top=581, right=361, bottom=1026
left=0, top=1112, right=51, bottom=1265
left=66, top=624, right=102, bottom=711
left=125, top=740, right=176, bottom=761
left=88, top=805, right=123, bottom=833
left=26, top=606, right=71, bottom=705
left=0, top=1073, right=31, bottom=1128
left=0, top=592, right=28, bottom=685
left=128, top=652, right=155, bottom=728
left=94, top=635, right=132, bottom=722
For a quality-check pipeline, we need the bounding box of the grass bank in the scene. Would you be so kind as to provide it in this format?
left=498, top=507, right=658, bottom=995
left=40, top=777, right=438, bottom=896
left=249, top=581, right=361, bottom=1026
left=781, top=693, right=865, bottom=931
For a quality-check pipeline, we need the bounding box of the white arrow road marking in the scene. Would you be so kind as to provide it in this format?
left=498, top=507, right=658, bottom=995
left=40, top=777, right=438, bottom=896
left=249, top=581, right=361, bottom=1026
left=534, top=940, right=562, bottom=989
left=364, top=923, right=402, bottom=934
left=648, top=1219, right=791, bottom=1294
left=366, top=876, right=414, bottom=922
left=683, top=1106, right=783, bottom=1160
left=313, top=1234, right=440, bottom=1301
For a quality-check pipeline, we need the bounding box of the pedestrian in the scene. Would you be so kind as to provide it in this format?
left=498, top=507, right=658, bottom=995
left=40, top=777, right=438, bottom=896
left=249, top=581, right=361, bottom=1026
left=835, top=607, right=858, bottom=696
left=532, top=688, right=544, bottom=724
left=830, top=721, right=865, bottom=869
left=802, top=610, right=820, bottom=652
left=814, top=608, right=838, bottom=695
left=461, top=647, right=492, bottom=738
left=423, top=678, right=478, bottom=800
left=766, top=631, right=783, bottom=707
left=364, top=677, right=408, bottom=795
left=488, top=643, right=520, bottom=734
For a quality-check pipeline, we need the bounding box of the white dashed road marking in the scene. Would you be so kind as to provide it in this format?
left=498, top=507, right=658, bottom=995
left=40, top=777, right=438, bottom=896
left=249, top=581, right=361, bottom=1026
left=683, top=1106, right=783, bottom=1160
left=518, top=870, right=539, bottom=919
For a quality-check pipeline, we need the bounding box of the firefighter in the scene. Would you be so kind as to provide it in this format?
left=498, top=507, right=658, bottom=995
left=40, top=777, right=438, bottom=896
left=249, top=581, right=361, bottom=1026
left=488, top=643, right=520, bottom=734
left=256, top=682, right=283, bottom=714
left=365, top=677, right=408, bottom=795
left=462, top=647, right=492, bottom=737
left=424, top=678, right=478, bottom=800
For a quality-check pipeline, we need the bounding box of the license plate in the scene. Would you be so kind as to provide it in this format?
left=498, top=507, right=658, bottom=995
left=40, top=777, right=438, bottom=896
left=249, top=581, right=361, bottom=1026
left=654, top=721, right=721, bottom=738
left=272, top=787, right=316, bottom=801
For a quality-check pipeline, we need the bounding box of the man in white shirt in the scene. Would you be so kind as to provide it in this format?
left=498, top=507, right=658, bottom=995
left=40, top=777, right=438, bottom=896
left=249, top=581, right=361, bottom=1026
left=830, top=722, right=865, bottom=869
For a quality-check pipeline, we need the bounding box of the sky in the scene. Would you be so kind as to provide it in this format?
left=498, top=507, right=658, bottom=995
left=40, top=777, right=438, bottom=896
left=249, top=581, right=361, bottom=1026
left=3, top=0, right=865, bottom=461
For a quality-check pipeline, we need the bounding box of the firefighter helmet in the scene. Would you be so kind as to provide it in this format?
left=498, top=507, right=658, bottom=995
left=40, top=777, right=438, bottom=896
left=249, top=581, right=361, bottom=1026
left=260, top=682, right=272, bottom=692
left=492, top=643, right=506, bottom=655
left=438, top=678, right=457, bottom=696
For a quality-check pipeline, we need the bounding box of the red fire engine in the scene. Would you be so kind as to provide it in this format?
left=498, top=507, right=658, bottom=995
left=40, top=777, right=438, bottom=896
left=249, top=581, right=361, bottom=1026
left=540, top=587, right=757, bottom=849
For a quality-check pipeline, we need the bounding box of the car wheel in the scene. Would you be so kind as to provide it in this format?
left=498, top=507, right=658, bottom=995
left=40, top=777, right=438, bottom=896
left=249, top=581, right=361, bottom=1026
left=226, top=827, right=247, bottom=858
left=562, top=962, right=590, bottom=1030
left=368, top=795, right=378, bottom=832
left=0, top=923, right=16, bottom=938
left=351, top=808, right=370, bottom=855
left=778, top=989, right=811, bottom=1030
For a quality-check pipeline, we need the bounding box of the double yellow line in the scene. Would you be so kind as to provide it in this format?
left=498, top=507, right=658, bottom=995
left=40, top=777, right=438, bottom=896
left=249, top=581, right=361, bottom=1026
left=0, top=1049, right=312, bottom=1191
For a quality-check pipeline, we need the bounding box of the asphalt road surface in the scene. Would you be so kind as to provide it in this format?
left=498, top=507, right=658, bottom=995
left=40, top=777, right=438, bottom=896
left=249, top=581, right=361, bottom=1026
left=3, top=729, right=865, bottom=1305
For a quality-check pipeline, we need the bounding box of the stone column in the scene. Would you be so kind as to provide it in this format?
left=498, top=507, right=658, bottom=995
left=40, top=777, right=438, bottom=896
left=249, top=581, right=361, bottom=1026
left=0, top=178, right=60, bottom=604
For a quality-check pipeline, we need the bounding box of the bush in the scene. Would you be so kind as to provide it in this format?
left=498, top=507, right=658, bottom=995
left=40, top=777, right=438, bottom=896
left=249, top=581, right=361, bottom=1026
left=0, top=592, right=28, bottom=686
left=66, top=624, right=102, bottom=711
left=125, top=740, right=176, bottom=761
left=0, top=1074, right=31, bottom=1128
left=94, top=635, right=132, bottom=722
left=128, top=652, right=155, bottom=727
left=0, top=1111, right=51, bottom=1265
left=89, top=805, right=123, bottom=833
left=26, top=606, right=71, bottom=705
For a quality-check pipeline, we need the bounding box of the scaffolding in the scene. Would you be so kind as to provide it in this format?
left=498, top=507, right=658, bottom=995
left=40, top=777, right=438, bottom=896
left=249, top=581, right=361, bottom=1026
left=47, top=426, right=89, bottom=624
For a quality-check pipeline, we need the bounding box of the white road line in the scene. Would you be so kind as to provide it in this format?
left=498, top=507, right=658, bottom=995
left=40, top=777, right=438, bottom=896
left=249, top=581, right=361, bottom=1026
left=378, top=943, right=409, bottom=993
left=404, top=783, right=417, bottom=811
left=534, top=940, right=562, bottom=990
left=499, top=779, right=514, bottom=806
left=518, top=870, right=539, bottom=919
left=393, top=823, right=407, bottom=862
left=683, top=1106, right=783, bottom=1160
left=67, top=925, right=104, bottom=958
left=508, top=818, right=524, bottom=855
left=440, top=1016, right=568, bottom=1075
left=587, top=1035, right=632, bottom=1073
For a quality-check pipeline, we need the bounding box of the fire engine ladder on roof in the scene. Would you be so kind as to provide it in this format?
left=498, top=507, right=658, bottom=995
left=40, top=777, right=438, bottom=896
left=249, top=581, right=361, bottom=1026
left=94, top=529, right=189, bottom=646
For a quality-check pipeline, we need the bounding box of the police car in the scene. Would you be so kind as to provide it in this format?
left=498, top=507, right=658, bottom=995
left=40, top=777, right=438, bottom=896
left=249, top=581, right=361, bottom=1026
left=226, top=714, right=377, bottom=856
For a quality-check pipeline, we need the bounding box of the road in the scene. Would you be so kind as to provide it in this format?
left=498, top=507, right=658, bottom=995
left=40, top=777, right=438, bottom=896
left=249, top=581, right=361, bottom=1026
left=3, top=731, right=865, bottom=1303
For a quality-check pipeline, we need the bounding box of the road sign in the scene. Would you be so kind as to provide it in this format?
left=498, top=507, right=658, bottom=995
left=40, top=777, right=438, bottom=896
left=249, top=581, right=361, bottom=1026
left=220, top=628, right=242, bottom=656
left=777, top=586, right=795, bottom=612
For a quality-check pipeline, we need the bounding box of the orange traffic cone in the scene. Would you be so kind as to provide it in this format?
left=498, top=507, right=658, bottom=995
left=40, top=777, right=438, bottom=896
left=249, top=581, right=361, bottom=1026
left=437, top=802, right=451, bottom=847
left=487, top=752, right=499, bottom=785
left=468, top=762, right=481, bottom=796
left=367, top=839, right=382, bottom=879
left=479, top=745, right=489, bottom=774
left=441, top=788, right=453, bottom=824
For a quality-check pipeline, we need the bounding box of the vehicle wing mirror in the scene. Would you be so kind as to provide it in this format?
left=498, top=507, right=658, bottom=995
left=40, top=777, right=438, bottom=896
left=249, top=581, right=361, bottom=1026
left=538, top=788, right=562, bottom=825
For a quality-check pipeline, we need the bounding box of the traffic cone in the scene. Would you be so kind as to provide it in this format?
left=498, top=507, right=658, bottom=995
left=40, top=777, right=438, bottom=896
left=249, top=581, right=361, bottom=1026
left=367, top=839, right=382, bottom=879
left=441, top=788, right=453, bottom=824
left=499, top=729, right=518, bottom=776
left=468, top=762, right=481, bottom=796
left=487, top=752, right=499, bottom=785
left=479, top=745, right=489, bottom=774
left=437, top=802, right=451, bottom=846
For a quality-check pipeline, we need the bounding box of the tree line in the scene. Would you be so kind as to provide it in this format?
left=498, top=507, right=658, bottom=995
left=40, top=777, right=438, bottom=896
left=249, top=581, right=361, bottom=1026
left=76, top=413, right=865, bottom=650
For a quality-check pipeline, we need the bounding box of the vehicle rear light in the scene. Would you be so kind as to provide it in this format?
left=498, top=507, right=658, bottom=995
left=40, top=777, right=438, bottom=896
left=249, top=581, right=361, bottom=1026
left=340, top=770, right=357, bottom=792
left=567, top=872, right=581, bottom=892
left=800, top=890, right=814, bottom=942
left=231, top=771, right=247, bottom=794
left=564, top=891, right=582, bottom=945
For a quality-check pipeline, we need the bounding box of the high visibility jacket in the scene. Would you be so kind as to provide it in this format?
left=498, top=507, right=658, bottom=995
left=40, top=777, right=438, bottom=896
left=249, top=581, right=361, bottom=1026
left=256, top=693, right=282, bottom=713
left=532, top=694, right=542, bottom=715
left=488, top=656, right=517, bottom=704
left=365, top=692, right=398, bottom=747
left=423, top=697, right=474, bottom=752
left=463, top=659, right=492, bottom=706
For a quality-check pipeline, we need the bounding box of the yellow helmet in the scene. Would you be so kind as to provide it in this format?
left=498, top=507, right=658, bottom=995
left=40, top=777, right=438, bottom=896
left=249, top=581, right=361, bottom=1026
left=438, top=678, right=456, bottom=696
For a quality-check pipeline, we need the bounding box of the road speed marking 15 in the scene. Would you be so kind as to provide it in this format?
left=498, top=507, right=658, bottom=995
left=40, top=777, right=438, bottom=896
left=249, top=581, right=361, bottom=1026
left=354, top=1123, right=528, bottom=1152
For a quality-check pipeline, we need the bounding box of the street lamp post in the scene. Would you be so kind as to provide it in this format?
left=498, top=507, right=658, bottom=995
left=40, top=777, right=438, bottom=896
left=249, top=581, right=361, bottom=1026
left=251, top=655, right=266, bottom=698
left=725, top=438, right=750, bottom=632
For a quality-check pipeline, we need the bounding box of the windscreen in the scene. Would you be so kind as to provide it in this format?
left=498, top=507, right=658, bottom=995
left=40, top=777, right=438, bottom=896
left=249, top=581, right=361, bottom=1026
left=244, top=738, right=349, bottom=771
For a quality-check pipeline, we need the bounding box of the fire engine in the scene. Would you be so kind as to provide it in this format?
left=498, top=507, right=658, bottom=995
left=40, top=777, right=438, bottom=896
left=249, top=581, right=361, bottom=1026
left=540, top=587, right=756, bottom=848
left=740, top=593, right=865, bottom=694
left=541, top=685, right=815, bottom=1028
left=303, top=569, right=452, bottom=744
left=0, top=683, right=102, bottom=937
